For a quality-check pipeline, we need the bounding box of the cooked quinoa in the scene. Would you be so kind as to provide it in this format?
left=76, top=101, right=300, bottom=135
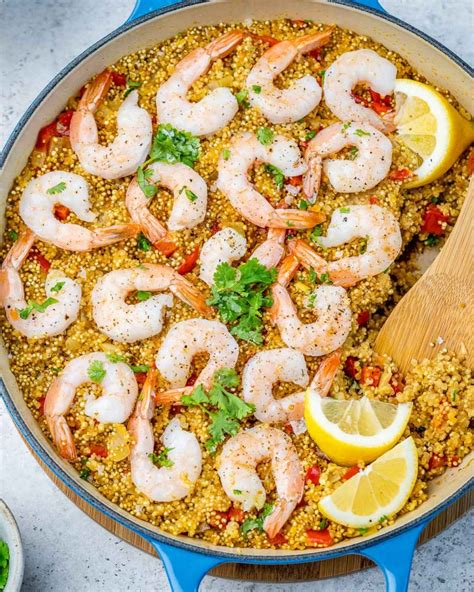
left=1, top=19, right=473, bottom=550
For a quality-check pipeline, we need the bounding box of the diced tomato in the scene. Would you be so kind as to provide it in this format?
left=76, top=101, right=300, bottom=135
left=247, top=32, right=279, bottom=46
left=389, top=372, right=405, bottom=394
left=344, top=356, right=358, bottom=379
left=287, top=175, right=303, bottom=187
left=283, top=422, right=294, bottom=435
left=351, top=91, right=367, bottom=106
left=268, top=532, right=288, bottom=545
left=369, top=89, right=393, bottom=107
left=36, top=121, right=60, bottom=150
left=429, top=454, right=446, bottom=470
left=135, top=372, right=147, bottom=386
left=368, top=89, right=393, bottom=115
left=305, top=463, right=321, bottom=485
left=389, top=167, right=413, bottom=181
left=111, top=71, right=127, bottom=86
left=448, top=455, right=460, bottom=467
left=342, top=466, right=360, bottom=481
left=210, top=221, right=221, bottom=235
left=28, top=247, right=51, bottom=272
left=177, top=245, right=200, bottom=275
left=308, top=47, right=323, bottom=61
left=89, top=443, right=108, bottom=458
left=421, top=204, right=449, bottom=236
left=360, top=365, right=382, bottom=387
left=54, top=204, right=70, bottom=221
left=369, top=195, right=378, bottom=204
left=306, top=528, right=334, bottom=547
left=467, top=148, right=474, bottom=175
left=186, top=373, right=198, bottom=387
left=154, top=237, right=179, bottom=257
left=228, top=507, right=245, bottom=523
left=356, top=310, right=370, bottom=326
left=38, top=396, right=46, bottom=415
left=208, top=510, right=229, bottom=530
left=56, top=110, right=74, bottom=136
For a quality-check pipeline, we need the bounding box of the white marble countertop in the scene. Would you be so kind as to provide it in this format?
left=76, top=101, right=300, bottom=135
left=0, top=1, right=472, bottom=590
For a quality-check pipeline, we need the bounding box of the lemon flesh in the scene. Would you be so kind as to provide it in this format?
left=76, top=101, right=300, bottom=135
left=394, top=79, right=474, bottom=188
left=305, top=393, right=412, bottom=466
left=319, top=437, right=418, bottom=528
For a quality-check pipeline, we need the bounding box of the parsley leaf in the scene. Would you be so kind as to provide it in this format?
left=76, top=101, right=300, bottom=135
left=349, top=146, right=359, bottom=159
left=88, top=360, right=106, bottom=383
left=241, top=503, right=274, bottom=535
left=252, top=85, right=262, bottom=94
left=137, top=166, right=158, bottom=198
left=299, top=199, right=309, bottom=210
left=318, top=69, right=326, bottom=83
left=46, top=181, right=66, bottom=195
left=148, top=447, right=174, bottom=468
left=148, top=124, right=200, bottom=168
left=222, top=148, right=231, bottom=160
left=182, top=384, right=209, bottom=407
left=130, top=364, right=150, bottom=373
left=124, top=79, right=142, bottom=98
left=18, top=297, right=58, bottom=319
left=378, top=515, right=389, bottom=523
left=50, top=281, right=65, bottom=293
left=305, top=130, right=317, bottom=141
left=339, top=207, right=351, bottom=213
left=265, top=163, right=284, bottom=189
left=106, top=352, right=126, bottom=363
left=425, top=234, right=439, bottom=247
left=355, top=129, right=371, bottom=137
left=7, top=230, right=18, bottom=241
left=311, top=225, right=323, bottom=238
left=179, top=186, right=198, bottom=202
left=257, top=127, right=274, bottom=146
left=136, top=290, right=152, bottom=302
left=358, top=527, right=369, bottom=535
left=341, top=121, right=351, bottom=133
left=137, top=232, right=151, bottom=251
left=79, top=467, right=91, bottom=480
left=235, top=89, right=250, bottom=108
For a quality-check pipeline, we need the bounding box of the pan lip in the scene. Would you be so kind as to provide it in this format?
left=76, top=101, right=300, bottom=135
left=0, top=0, right=473, bottom=563
left=1, top=376, right=473, bottom=562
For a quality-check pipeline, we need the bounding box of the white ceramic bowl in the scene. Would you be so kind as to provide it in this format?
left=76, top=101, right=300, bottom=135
left=0, top=500, right=24, bottom=592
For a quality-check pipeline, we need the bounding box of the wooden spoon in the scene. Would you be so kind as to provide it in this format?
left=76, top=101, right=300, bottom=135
left=375, top=177, right=473, bottom=372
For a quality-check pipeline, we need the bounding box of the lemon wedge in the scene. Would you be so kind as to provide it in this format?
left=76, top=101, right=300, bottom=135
left=394, top=79, right=474, bottom=188
left=305, top=393, right=412, bottom=466
left=319, top=437, right=418, bottom=528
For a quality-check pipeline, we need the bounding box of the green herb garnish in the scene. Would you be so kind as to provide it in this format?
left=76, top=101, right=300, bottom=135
left=124, top=79, right=142, bottom=98
left=137, top=290, right=152, bottom=301
left=79, top=467, right=91, bottom=480
left=349, top=146, right=359, bottom=159
left=7, top=230, right=18, bottom=241
left=50, top=281, right=65, bottom=293
left=236, top=89, right=250, bottom=108
left=341, top=122, right=351, bottom=133
left=148, top=447, right=174, bottom=468
left=354, top=129, right=371, bottom=137
left=179, top=186, right=199, bottom=202
left=265, top=163, right=284, bottom=189
left=298, top=199, right=309, bottom=210
left=318, top=69, right=326, bottom=83
left=148, top=124, right=200, bottom=168
left=233, top=489, right=243, bottom=495
left=359, top=237, right=368, bottom=254
left=241, top=503, right=274, bottom=535
left=451, top=389, right=458, bottom=403
left=88, top=360, right=106, bottom=383
left=256, top=126, right=274, bottom=146
left=378, top=515, right=389, bottom=523
left=358, top=527, right=369, bottom=535
left=131, top=364, right=150, bottom=373
left=305, top=130, right=317, bottom=141
left=18, top=297, right=58, bottom=319
left=425, top=234, right=439, bottom=247
left=106, top=352, right=126, bottom=363
left=339, top=207, right=351, bottom=213
left=46, top=181, right=66, bottom=195
left=252, top=85, right=262, bottom=94
left=0, top=541, right=9, bottom=590
left=222, top=148, right=231, bottom=160
left=137, top=166, right=158, bottom=198
left=319, top=518, right=328, bottom=529
left=137, top=232, right=152, bottom=251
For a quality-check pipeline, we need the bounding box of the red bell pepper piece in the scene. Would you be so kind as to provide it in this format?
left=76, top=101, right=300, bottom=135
left=135, top=372, right=147, bottom=386
left=429, top=454, right=446, bottom=470
left=356, top=310, right=370, bottom=326
left=228, top=507, right=245, bottom=523
left=56, top=110, right=75, bottom=136
left=28, top=248, right=51, bottom=272
left=306, top=528, right=334, bottom=547
left=305, top=463, right=321, bottom=485
left=268, top=532, right=288, bottom=545
left=389, top=372, right=405, bottom=394
left=342, top=466, right=360, bottom=481
left=89, top=443, right=108, bottom=458
left=421, top=204, right=449, bottom=236
left=369, top=195, right=378, bottom=204
left=36, top=121, right=61, bottom=150
left=54, top=204, right=70, bottom=221
left=389, top=167, right=413, bottom=181
left=360, top=366, right=382, bottom=387
left=208, top=510, right=229, bottom=530
left=287, top=175, right=303, bottom=187
left=177, top=245, right=200, bottom=275
left=111, top=71, right=127, bottom=86
left=154, top=237, right=179, bottom=257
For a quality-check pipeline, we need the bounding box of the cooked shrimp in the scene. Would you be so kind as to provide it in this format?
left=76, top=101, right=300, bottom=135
left=270, top=255, right=352, bottom=356
left=19, top=172, right=138, bottom=251
left=126, top=162, right=208, bottom=244
left=156, top=31, right=244, bottom=136
left=303, top=122, right=392, bottom=199
left=199, top=227, right=247, bottom=286
left=128, top=369, right=202, bottom=502
left=0, top=229, right=81, bottom=338
left=323, top=49, right=396, bottom=131
left=241, top=348, right=309, bottom=423
left=70, top=70, right=152, bottom=179
left=44, top=352, right=138, bottom=460
left=218, top=424, right=304, bottom=538
left=251, top=228, right=286, bottom=269
left=288, top=204, right=402, bottom=286
left=246, top=30, right=332, bottom=123
left=155, top=319, right=239, bottom=394
left=217, top=132, right=324, bottom=229
left=91, top=264, right=211, bottom=343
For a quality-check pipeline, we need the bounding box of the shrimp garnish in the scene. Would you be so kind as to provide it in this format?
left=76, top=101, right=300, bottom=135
left=91, top=264, right=211, bottom=343
left=155, top=319, right=239, bottom=396
left=217, top=132, right=324, bottom=229
left=303, top=122, right=392, bottom=200
left=126, top=162, right=208, bottom=245
left=0, top=229, right=81, bottom=338
left=217, top=424, right=304, bottom=538
left=156, top=30, right=244, bottom=136
left=270, top=255, right=352, bottom=356
left=323, top=49, right=397, bottom=131
left=70, top=69, right=153, bottom=179
left=19, top=172, right=139, bottom=251
left=246, top=30, right=332, bottom=123
left=288, top=204, right=402, bottom=286
left=199, top=228, right=247, bottom=286
left=128, top=369, right=203, bottom=502
left=44, top=352, right=138, bottom=460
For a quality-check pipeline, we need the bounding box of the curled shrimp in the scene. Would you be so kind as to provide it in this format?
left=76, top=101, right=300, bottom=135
left=155, top=319, right=239, bottom=396
left=303, top=122, right=392, bottom=200
left=128, top=369, right=202, bottom=502
left=288, top=204, right=402, bottom=286
left=156, top=30, right=244, bottom=136
left=199, top=227, right=247, bottom=286
left=323, top=49, right=396, bottom=131
left=0, top=229, right=81, bottom=338
left=217, top=424, right=304, bottom=538
left=126, top=162, right=208, bottom=244
left=217, top=132, right=324, bottom=229
left=44, top=352, right=138, bottom=460
left=91, top=264, right=211, bottom=343
left=251, top=228, right=286, bottom=269
left=246, top=30, right=332, bottom=123
left=70, top=70, right=153, bottom=179
left=19, top=172, right=139, bottom=251
left=270, top=255, right=352, bottom=356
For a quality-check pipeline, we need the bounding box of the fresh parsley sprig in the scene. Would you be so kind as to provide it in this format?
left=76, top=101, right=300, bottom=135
left=148, top=447, right=174, bottom=468
left=18, top=297, right=58, bottom=319
left=240, top=503, right=274, bottom=535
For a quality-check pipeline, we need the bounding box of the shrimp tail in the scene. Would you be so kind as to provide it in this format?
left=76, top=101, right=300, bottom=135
left=46, top=415, right=77, bottom=461
left=92, top=223, right=140, bottom=248
left=136, top=368, right=157, bottom=418
left=309, top=350, right=341, bottom=397
left=170, top=275, right=213, bottom=317
left=135, top=209, right=167, bottom=244
left=303, top=154, right=322, bottom=203
left=2, top=228, right=36, bottom=270
left=288, top=239, right=327, bottom=272
left=277, top=254, right=300, bottom=286
left=293, top=29, right=333, bottom=54
left=79, top=69, right=113, bottom=112
left=206, top=30, right=244, bottom=59
left=155, top=387, right=190, bottom=405
left=270, top=208, right=325, bottom=229
left=263, top=498, right=297, bottom=539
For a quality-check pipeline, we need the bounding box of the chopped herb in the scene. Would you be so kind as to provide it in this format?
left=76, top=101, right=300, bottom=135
left=307, top=292, right=317, bottom=307
left=106, top=352, right=126, bottom=363
left=46, top=181, right=66, bottom=195
left=137, top=166, right=158, bottom=198
left=358, top=527, right=369, bottom=535
left=222, top=148, right=231, bottom=160
left=148, top=447, right=174, bottom=468
left=341, top=121, right=351, bottom=133
left=298, top=199, right=309, bottom=210
left=319, top=518, right=328, bottom=529
left=7, top=230, right=18, bottom=241
left=287, top=221, right=295, bottom=228
left=318, top=69, right=326, bottom=83
left=241, top=503, right=274, bottom=535
left=252, top=85, right=262, bottom=94
left=207, top=259, right=277, bottom=345
left=131, top=364, right=150, bottom=373
left=148, top=124, right=200, bottom=168
left=88, top=360, right=106, bottom=383
left=179, top=186, right=198, bottom=202
left=431, top=196, right=441, bottom=204
left=137, top=290, right=152, bottom=301
left=425, top=234, right=439, bottom=247
left=51, top=367, right=61, bottom=375
left=383, top=266, right=391, bottom=274
left=451, top=389, right=458, bottom=403
left=305, top=130, right=317, bottom=141
left=354, top=129, right=371, bottom=137
left=308, top=270, right=332, bottom=285
left=310, top=225, right=326, bottom=249
left=137, top=232, right=151, bottom=251
left=378, top=515, right=389, bottom=523
left=233, top=489, right=243, bottom=495
left=79, top=467, right=91, bottom=480
left=235, top=89, right=250, bottom=108
left=339, top=207, right=351, bottom=213
left=349, top=146, right=359, bottom=159
left=50, top=281, right=65, bottom=293
left=18, top=297, right=58, bottom=319
left=265, top=163, right=284, bottom=189
left=308, top=268, right=317, bottom=283
left=256, top=126, right=274, bottom=146
left=319, top=272, right=333, bottom=284
left=124, top=78, right=142, bottom=98
left=359, top=237, right=368, bottom=254
left=0, top=540, right=9, bottom=590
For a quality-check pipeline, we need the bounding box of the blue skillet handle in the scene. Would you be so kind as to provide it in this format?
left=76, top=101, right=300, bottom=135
left=127, top=0, right=387, bottom=23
